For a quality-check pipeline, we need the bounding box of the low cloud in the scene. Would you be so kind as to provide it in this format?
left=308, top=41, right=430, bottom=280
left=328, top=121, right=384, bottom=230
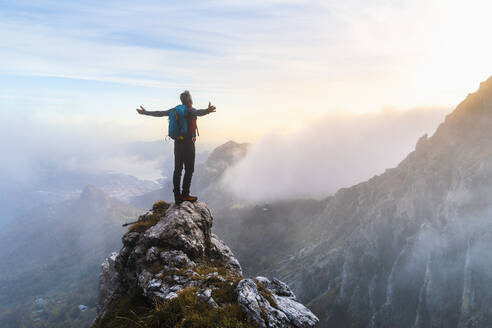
left=0, top=106, right=451, bottom=204
left=0, top=112, right=167, bottom=186
left=221, top=106, right=450, bottom=202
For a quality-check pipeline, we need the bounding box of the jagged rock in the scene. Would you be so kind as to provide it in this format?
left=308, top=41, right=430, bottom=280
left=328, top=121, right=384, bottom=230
left=122, top=231, right=140, bottom=247
left=257, top=276, right=296, bottom=298
left=143, top=201, right=212, bottom=258
left=273, top=295, right=319, bottom=328
left=238, top=278, right=294, bottom=328
left=198, top=288, right=219, bottom=308
left=237, top=279, right=271, bottom=327
left=78, top=304, right=88, bottom=311
left=209, top=233, right=242, bottom=274
left=159, top=250, right=195, bottom=268
left=93, top=201, right=317, bottom=328
left=145, top=246, right=160, bottom=262
left=237, top=278, right=319, bottom=328
left=96, top=252, right=120, bottom=317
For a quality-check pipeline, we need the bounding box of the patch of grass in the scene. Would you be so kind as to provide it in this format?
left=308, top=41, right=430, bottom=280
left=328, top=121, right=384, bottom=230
left=149, top=263, right=164, bottom=275
left=152, top=201, right=170, bottom=215
left=183, top=263, right=241, bottom=292
left=211, top=281, right=238, bottom=304
left=92, top=292, right=153, bottom=328
left=93, top=287, right=256, bottom=328
left=128, top=201, right=170, bottom=233
left=154, top=262, right=240, bottom=291
left=149, top=287, right=255, bottom=328
left=194, top=263, right=227, bottom=277
left=128, top=219, right=160, bottom=233
left=193, top=260, right=240, bottom=279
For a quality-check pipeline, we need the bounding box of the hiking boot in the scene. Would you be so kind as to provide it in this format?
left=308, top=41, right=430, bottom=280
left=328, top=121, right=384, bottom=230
left=181, top=194, right=198, bottom=202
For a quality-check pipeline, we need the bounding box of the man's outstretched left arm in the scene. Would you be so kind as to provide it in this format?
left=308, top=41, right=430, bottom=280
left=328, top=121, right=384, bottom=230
left=192, top=102, right=216, bottom=117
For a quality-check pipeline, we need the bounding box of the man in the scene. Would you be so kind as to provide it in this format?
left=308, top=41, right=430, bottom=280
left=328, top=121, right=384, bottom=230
left=136, top=90, right=216, bottom=204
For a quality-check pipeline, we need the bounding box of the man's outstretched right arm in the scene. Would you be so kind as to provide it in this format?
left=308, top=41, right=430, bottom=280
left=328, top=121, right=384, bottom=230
left=136, top=106, right=171, bottom=117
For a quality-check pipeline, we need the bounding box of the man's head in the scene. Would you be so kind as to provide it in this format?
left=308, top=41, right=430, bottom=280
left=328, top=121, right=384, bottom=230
left=180, top=90, right=193, bottom=107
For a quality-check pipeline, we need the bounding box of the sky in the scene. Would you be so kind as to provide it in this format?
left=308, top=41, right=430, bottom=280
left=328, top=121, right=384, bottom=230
left=1, top=0, right=492, bottom=192
left=2, top=0, right=492, bottom=143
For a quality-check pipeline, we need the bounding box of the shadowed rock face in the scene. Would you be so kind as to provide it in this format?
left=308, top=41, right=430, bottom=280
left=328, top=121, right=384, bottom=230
left=93, top=201, right=318, bottom=328
left=269, top=77, right=492, bottom=327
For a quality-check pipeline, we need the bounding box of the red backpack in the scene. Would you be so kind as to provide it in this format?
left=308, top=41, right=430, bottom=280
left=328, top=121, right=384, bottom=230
left=187, top=111, right=199, bottom=140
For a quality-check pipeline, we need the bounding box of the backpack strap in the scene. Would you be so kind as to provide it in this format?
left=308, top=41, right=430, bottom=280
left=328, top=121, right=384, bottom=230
left=174, top=108, right=184, bottom=140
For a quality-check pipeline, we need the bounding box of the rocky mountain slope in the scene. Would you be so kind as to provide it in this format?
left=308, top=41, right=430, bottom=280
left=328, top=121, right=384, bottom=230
left=267, top=77, right=492, bottom=327
left=93, top=200, right=318, bottom=328
left=214, top=200, right=327, bottom=276
left=0, top=185, right=142, bottom=328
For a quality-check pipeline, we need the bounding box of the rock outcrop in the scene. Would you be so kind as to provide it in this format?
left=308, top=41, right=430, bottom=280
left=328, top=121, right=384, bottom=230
left=92, top=201, right=317, bottom=328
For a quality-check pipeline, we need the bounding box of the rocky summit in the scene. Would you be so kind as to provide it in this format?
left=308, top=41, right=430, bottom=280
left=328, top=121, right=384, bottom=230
left=92, top=200, right=318, bottom=328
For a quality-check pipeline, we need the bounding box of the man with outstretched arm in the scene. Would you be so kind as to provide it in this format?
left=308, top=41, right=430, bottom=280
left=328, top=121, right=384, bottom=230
left=136, top=90, right=216, bottom=204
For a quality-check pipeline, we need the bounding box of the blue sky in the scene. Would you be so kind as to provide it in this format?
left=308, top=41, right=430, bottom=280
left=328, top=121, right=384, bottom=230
left=1, top=0, right=492, bottom=144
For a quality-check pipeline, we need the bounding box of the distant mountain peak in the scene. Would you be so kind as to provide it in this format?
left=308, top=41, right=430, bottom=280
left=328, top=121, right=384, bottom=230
left=438, top=75, right=492, bottom=133
left=80, top=184, right=108, bottom=200
left=206, top=140, right=249, bottom=171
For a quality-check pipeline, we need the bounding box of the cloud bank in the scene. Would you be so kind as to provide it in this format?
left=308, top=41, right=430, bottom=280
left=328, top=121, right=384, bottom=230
left=221, top=106, right=450, bottom=202
left=0, top=111, right=167, bottom=186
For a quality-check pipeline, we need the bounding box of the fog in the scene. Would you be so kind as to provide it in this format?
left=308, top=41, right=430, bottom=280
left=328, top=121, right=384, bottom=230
left=221, top=107, right=450, bottom=202
left=385, top=204, right=492, bottom=326
left=0, top=113, right=166, bottom=185
left=0, top=112, right=170, bottom=225
left=0, top=106, right=450, bottom=218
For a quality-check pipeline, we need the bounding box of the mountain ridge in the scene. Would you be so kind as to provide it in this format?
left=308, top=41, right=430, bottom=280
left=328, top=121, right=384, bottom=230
left=265, top=76, right=492, bottom=327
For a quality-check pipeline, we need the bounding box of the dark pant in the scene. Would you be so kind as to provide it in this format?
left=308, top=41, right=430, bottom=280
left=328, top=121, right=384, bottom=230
left=173, top=139, right=195, bottom=196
